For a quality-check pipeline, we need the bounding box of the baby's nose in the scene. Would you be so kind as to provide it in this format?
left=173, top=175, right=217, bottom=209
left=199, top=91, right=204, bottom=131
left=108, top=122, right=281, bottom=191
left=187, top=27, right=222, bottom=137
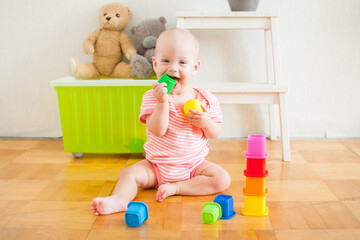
left=168, top=65, right=178, bottom=72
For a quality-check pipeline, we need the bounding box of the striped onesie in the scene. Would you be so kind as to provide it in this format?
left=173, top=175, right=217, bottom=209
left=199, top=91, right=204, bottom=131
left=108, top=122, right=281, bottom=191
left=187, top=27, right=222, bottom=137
left=139, top=88, right=222, bottom=185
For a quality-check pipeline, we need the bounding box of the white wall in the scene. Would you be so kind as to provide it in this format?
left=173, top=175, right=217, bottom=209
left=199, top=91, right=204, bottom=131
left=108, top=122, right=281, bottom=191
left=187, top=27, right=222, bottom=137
left=0, top=0, right=359, bottom=138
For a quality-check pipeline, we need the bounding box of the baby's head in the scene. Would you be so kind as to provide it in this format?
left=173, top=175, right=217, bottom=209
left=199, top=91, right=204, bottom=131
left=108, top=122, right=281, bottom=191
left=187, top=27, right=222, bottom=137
left=155, top=28, right=199, bottom=59
left=153, top=28, right=200, bottom=95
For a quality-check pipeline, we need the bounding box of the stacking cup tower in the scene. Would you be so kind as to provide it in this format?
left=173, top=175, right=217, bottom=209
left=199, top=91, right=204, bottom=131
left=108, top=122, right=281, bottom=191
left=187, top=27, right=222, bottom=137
left=241, top=135, right=269, bottom=216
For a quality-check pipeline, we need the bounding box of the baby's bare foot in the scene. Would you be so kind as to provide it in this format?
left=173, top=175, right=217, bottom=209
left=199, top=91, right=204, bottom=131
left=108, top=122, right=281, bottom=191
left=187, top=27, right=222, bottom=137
left=156, top=183, right=178, bottom=202
left=90, top=196, right=128, bottom=215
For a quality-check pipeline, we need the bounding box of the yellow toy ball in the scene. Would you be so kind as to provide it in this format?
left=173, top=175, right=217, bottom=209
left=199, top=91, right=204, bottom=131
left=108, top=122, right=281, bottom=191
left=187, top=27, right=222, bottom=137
left=184, top=99, right=204, bottom=115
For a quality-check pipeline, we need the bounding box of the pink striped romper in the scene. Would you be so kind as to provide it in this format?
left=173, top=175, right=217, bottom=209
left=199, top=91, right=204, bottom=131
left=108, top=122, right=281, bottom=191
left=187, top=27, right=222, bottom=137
left=139, top=88, right=223, bottom=185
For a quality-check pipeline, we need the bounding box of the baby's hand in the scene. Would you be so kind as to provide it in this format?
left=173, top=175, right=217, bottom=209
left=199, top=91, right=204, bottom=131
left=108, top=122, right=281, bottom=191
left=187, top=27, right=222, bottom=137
left=186, top=104, right=212, bottom=129
left=152, top=82, right=168, bottom=103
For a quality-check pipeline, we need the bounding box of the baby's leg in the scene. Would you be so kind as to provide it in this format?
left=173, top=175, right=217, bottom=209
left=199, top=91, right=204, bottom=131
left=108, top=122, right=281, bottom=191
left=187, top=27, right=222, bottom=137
left=156, top=161, right=231, bottom=202
left=91, top=159, right=157, bottom=215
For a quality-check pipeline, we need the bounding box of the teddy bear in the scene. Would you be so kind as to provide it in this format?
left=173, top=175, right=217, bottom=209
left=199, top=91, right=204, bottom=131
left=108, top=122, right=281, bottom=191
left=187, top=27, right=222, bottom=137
left=130, top=17, right=166, bottom=79
left=68, top=2, right=137, bottom=79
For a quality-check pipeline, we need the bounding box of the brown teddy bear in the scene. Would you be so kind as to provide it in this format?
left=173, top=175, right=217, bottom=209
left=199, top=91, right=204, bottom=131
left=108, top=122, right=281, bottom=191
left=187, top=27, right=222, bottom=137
left=68, top=2, right=137, bottom=79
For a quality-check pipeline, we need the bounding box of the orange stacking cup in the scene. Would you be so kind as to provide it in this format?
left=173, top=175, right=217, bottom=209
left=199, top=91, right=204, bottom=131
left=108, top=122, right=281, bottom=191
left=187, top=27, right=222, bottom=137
left=243, top=176, right=268, bottom=196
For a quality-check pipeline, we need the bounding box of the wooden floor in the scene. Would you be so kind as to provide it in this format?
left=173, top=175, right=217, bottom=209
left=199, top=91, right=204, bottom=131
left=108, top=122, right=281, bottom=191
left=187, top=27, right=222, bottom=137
left=0, top=139, right=360, bottom=239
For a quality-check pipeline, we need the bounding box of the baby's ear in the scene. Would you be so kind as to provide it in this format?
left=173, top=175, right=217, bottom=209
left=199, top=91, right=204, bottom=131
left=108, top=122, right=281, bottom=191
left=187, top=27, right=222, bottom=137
left=193, top=59, right=201, bottom=75
left=152, top=56, right=157, bottom=68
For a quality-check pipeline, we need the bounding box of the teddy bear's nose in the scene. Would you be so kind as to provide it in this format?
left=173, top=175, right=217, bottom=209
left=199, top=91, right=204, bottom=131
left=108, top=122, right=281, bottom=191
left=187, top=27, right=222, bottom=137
left=106, top=17, right=111, bottom=21
left=143, top=36, right=157, bottom=48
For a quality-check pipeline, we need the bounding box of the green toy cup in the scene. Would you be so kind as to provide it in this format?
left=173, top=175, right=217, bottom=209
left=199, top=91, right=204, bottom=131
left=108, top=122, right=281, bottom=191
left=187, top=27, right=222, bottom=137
left=202, top=202, right=222, bottom=224
left=158, top=74, right=176, bottom=95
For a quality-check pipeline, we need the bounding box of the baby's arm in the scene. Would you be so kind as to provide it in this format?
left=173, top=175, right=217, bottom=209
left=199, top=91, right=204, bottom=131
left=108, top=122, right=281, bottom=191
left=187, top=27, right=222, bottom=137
left=202, top=121, right=222, bottom=139
left=146, top=82, right=169, bottom=137
left=186, top=105, right=222, bottom=139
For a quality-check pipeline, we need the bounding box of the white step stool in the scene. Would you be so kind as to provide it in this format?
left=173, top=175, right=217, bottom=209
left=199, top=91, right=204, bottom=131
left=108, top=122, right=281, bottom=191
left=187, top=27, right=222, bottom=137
left=176, top=12, right=290, bottom=161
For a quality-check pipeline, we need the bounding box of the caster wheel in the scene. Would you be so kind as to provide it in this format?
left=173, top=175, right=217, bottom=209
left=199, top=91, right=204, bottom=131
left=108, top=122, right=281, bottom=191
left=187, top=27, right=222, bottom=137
left=72, top=153, right=83, bottom=158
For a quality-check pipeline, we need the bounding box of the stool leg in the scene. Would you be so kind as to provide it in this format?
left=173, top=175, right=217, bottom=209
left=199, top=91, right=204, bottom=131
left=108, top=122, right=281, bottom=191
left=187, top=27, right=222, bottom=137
left=264, top=28, right=277, bottom=140
left=279, top=93, right=291, bottom=161
left=269, top=104, right=277, bottom=140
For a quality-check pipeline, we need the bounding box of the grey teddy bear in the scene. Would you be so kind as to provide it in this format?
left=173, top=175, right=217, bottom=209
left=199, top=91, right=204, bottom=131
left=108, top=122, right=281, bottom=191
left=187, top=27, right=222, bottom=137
left=130, top=17, right=166, bottom=79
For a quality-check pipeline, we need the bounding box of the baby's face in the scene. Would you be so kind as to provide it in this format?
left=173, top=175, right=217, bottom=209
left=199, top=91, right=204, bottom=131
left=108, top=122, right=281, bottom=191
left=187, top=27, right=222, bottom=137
left=153, top=31, right=200, bottom=95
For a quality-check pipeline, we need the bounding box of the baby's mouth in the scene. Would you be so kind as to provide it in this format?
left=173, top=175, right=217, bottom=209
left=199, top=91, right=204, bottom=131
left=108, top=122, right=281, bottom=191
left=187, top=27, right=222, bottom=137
left=172, top=77, right=180, bottom=88
left=167, top=75, right=180, bottom=92
left=167, top=75, right=179, bottom=84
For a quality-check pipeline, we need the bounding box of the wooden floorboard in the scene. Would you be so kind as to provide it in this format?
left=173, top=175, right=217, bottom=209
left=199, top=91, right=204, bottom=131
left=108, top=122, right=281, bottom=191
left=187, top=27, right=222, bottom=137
left=0, top=139, right=360, bottom=239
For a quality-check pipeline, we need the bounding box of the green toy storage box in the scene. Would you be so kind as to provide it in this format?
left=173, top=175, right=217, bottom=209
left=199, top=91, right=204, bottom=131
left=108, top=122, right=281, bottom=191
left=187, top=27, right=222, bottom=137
left=51, top=77, right=156, bottom=157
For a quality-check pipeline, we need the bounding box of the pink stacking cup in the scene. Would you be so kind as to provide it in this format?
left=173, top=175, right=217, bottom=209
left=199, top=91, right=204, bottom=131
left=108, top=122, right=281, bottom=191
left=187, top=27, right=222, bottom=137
left=245, top=135, right=268, bottom=159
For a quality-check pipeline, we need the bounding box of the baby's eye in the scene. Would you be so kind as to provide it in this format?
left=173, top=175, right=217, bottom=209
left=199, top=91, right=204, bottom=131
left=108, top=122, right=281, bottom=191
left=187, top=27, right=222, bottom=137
left=162, top=59, right=170, bottom=63
left=116, top=13, right=120, bottom=18
left=180, top=61, right=187, bottom=64
left=104, top=13, right=107, bottom=16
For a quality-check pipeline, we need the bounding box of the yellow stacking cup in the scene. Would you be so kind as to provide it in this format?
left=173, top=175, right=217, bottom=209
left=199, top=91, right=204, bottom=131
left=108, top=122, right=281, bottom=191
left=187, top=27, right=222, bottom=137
left=241, top=195, right=268, bottom=217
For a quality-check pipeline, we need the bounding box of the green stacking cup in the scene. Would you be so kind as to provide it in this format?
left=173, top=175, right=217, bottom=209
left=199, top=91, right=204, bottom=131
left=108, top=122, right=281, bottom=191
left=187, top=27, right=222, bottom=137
left=202, top=202, right=222, bottom=224
left=158, top=74, right=176, bottom=95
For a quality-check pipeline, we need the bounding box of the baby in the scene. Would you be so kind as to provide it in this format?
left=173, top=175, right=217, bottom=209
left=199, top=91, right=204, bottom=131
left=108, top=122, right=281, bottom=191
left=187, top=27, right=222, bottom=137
left=91, top=28, right=231, bottom=215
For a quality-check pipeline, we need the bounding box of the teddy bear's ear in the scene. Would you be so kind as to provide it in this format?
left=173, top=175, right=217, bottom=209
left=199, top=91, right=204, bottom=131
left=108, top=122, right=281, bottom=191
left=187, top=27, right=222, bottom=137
left=131, top=26, right=136, bottom=35
left=158, top=16, right=166, bottom=24
left=126, top=7, right=133, bottom=19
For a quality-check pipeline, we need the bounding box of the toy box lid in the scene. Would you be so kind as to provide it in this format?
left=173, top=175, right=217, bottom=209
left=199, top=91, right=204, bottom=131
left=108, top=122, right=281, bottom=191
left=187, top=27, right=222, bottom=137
left=51, top=76, right=156, bottom=87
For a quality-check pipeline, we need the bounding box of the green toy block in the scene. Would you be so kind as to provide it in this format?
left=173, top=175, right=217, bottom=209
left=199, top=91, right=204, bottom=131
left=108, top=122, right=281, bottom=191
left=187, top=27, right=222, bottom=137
left=157, top=74, right=176, bottom=95
left=202, top=202, right=222, bottom=224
